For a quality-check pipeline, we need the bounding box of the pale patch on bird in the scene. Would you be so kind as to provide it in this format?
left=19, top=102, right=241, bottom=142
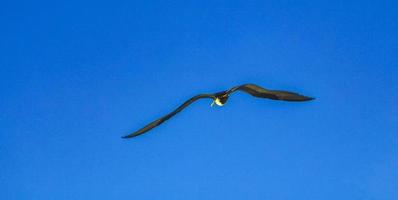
left=211, top=98, right=224, bottom=107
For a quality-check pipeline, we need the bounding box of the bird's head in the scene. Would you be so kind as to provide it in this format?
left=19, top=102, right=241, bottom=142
left=211, top=93, right=229, bottom=107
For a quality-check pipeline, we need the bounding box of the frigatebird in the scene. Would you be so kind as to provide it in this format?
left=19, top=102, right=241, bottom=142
left=122, top=83, right=314, bottom=139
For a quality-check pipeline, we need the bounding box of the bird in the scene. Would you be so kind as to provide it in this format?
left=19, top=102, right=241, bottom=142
left=122, top=83, right=314, bottom=139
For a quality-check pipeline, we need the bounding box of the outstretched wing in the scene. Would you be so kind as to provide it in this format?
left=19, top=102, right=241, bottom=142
left=122, top=94, right=215, bottom=139
left=228, top=84, right=314, bottom=102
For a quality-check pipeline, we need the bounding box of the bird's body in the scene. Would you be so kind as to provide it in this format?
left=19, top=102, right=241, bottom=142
left=211, top=92, right=228, bottom=106
left=122, top=83, right=314, bottom=139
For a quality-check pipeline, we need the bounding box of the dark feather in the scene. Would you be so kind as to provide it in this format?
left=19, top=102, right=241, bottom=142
left=228, top=84, right=314, bottom=101
left=122, top=94, right=214, bottom=138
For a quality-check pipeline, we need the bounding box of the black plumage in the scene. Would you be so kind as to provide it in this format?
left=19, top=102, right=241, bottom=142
left=122, top=83, right=314, bottom=139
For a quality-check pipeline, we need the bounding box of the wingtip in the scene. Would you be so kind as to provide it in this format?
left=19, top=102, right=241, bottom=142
left=287, top=95, right=315, bottom=102
left=307, top=96, right=316, bottom=101
left=122, top=132, right=142, bottom=139
left=121, top=135, right=132, bottom=139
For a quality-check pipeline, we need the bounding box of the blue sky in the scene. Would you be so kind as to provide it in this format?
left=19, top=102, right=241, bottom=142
left=1, top=0, right=397, bottom=199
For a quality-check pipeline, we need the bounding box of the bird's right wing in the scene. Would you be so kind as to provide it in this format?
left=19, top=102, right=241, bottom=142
left=228, top=83, right=314, bottom=102
left=122, top=94, right=215, bottom=139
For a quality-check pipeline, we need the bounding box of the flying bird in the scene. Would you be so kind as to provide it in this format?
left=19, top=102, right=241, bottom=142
left=122, top=83, right=314, bottom=139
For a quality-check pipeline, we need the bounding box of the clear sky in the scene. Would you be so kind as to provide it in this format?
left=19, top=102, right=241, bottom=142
left=1, top=0, right=397, bottom=199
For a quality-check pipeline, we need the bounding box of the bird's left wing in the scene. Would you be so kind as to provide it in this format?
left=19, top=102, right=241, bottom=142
left=122, top=94, right=215, bottom=139
left=227, top=83, right=314, bottom=102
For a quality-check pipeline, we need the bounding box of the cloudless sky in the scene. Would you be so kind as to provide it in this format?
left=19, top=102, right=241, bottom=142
left=1, top=0, right=397, bottom=199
